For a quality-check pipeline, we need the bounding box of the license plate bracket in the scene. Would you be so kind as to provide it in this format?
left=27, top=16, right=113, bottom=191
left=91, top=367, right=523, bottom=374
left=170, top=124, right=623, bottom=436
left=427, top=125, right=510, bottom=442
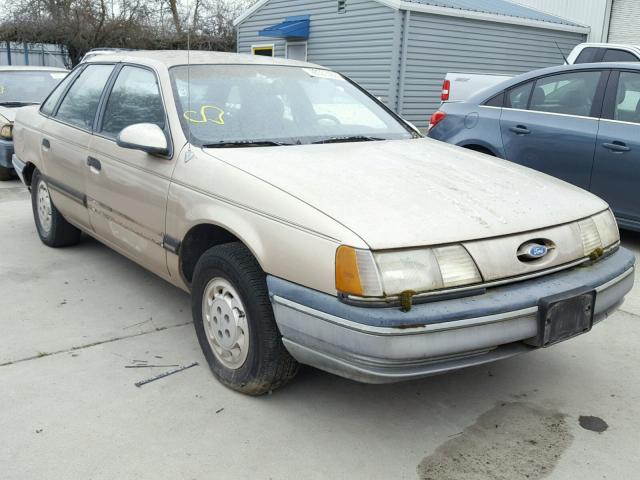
left=533, top=288, right=596, bottom=347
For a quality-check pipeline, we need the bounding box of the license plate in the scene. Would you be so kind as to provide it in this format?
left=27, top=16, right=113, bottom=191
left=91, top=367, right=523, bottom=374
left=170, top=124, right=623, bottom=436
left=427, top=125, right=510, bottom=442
left=535, top=290, right=596, bottom=347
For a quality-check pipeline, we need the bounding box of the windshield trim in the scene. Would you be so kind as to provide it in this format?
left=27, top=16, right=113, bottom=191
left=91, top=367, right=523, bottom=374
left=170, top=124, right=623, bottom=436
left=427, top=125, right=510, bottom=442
left=168, top=64, right=421, bottom=147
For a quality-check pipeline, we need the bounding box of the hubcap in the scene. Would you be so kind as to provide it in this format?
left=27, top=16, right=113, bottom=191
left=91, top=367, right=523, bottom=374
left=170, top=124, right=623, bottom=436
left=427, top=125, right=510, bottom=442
left=37, top=180, right=52, bottom=235
left=202, top=278, right=250, bottom=370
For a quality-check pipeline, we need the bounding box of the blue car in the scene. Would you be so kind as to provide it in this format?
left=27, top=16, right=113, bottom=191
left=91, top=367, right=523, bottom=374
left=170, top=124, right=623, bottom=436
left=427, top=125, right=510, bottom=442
left=428, top=63, right=640, bottom=232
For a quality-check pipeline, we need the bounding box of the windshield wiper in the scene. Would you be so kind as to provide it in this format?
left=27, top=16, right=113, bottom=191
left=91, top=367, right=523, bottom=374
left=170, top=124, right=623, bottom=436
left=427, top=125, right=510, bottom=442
left=0, top=101, right=38, bottom=107
left=203, top=140, right=293, bottom=148
left=311, top=136, right=385, bottom=145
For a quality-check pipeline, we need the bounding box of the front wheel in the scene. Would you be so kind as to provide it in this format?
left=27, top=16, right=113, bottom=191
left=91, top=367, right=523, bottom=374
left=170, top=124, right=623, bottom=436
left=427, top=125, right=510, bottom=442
left=31, top=170, right=82, bottom=247
left=192, top=242, right=299, bottom=395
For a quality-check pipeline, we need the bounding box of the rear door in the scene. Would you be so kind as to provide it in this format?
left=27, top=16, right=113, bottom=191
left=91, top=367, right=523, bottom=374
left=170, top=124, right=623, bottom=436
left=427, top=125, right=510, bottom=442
left=39, top=64, right=115, bottom=229
left=590, top=70, right=640, bottom=229
left=86, top=64, right=174, bottom=277
left=499, top=70, right=607, bottom=189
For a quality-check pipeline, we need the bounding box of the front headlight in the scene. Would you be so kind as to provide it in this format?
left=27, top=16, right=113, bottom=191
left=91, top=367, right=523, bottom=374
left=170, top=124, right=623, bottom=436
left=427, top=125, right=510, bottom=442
left=0, top=123, right=12, bottom=140
left=335, top=244, right=482, bottom=297
left=578, top=209, right=619, bottom=256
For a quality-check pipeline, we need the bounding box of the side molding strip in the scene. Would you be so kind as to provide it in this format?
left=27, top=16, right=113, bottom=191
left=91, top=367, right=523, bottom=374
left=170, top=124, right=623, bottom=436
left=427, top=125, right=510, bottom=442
left=43, top=174, right=87, bottom=207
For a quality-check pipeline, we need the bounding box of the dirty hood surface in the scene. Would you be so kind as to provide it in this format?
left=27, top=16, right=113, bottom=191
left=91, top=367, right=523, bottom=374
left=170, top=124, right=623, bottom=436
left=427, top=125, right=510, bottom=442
left=203, top=139, right=608, bottom=249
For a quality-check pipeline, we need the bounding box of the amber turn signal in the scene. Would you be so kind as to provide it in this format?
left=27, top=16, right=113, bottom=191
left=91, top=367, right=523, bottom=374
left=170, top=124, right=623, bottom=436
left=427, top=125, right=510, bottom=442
left=335, top=245, right=364, bottom=296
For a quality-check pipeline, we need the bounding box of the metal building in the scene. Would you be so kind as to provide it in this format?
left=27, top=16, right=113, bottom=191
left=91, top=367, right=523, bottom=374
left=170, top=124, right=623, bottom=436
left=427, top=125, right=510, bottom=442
left=516, top=0, right=640, bottom=44
left=1, top=42, right=70, bottom=68
left=235, top=0, right=589, bottom=128
left=608, top=0, right=640, bottom=44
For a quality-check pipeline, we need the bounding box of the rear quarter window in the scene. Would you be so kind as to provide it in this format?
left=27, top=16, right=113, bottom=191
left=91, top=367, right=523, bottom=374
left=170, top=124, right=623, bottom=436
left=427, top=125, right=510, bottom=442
left=506, top=82, right=533, bottom=109
left=574, top=47, right=603, bottom=64
left=484, top=92, right=504, bottom=107
left=40, top=70, right=77, bottom=116
left=602, top=49, right=639, bottom=63
left=55, top=64, right=114, bottom=130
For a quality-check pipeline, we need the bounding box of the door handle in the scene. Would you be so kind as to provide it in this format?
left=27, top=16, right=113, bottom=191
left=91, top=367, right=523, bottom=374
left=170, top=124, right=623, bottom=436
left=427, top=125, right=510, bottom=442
left=603, top=142, right=630, bottom=153
left=509, top=125, right=531, bottom=135
left=87, top=156, right=102, bottom=172
left=41, top=138, right=50, bottom=150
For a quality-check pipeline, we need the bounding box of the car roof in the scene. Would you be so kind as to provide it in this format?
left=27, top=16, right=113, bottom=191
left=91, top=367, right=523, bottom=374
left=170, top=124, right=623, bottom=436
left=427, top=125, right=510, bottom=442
left=472, top=62, right=640, bottom=102
left=84, top=50, right=323, bottom=70
left=0, top=66, right=68, bottom=72
left=575, top=43, right=640, bottom=51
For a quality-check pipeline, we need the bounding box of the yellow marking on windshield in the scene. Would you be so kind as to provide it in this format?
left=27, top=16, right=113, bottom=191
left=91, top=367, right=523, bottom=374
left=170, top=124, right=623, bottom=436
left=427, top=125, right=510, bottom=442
left=0, top=86, right=5, bottom=95
left=184, top=105, right=225, bottom=125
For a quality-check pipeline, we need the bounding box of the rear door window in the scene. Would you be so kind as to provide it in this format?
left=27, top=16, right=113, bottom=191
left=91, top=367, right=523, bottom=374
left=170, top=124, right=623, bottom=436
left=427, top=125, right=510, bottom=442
left=506, top=82, right=533, bottom=109
left=55, top=64, right=114, bottom=130
left=529, top=71, right=601, bottom=117
left=614, top=72, right=640, bottom=124
left=100, top=66, right=166, bottom=138
left=41, top=70, right=77, bottom=116
left=602, top=49, right=639, bottom=63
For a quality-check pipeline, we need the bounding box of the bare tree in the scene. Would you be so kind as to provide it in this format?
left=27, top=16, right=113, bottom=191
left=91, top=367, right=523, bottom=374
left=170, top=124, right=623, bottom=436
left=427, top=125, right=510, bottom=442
left=0, top=0, right=258, bottom=65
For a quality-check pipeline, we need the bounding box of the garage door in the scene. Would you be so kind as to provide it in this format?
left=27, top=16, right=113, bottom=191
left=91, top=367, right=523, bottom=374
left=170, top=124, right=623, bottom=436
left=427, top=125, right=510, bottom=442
left=609, top=0, right=640, bottom=43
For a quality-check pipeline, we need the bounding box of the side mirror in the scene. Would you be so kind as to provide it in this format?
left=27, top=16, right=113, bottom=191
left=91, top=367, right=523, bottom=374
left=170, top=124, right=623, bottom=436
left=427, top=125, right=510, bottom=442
left=117, top=123, right=168, bottom=155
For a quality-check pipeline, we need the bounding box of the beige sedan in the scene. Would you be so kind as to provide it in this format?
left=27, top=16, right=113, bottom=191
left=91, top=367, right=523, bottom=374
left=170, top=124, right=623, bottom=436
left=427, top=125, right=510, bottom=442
left=12, top=51, right=635, bottom=395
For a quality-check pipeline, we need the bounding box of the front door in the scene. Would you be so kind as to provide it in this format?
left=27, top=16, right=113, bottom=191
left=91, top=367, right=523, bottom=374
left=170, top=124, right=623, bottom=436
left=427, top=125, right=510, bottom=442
left=40, top=64, right=115, bottom=229
left=500, top=70, right=606, bottom=189
left=591, top=70, right=640, bottom=229
left=86, top=65, right=174, bottom=277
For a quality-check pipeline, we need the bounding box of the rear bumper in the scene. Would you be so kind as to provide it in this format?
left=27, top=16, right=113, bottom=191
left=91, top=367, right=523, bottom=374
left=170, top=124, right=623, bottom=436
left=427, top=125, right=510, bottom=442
left=0, top=139, right=14, bottom=169
left=268, top=247, right=635, bottom=383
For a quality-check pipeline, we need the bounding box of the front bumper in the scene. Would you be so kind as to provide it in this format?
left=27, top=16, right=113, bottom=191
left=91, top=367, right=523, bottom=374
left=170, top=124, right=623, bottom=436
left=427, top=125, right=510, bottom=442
left=268, top=247, right=635, bottom=383
left=0, top=138, right=14, bottom=169
left=11, top=154, right=26, bottom=185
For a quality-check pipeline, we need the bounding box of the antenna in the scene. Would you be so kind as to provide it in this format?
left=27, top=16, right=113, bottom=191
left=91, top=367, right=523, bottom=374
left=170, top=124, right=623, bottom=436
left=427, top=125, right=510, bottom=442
left=554, top=41, right=569, bottom=65
left=186, top=0, right=193, bottom=158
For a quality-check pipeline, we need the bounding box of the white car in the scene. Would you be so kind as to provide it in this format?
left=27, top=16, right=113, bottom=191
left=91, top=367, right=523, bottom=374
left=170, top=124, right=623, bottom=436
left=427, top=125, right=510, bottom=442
left=11, top=51, right=635, bottom=395
left=0, top=66, right=68, bottom=180
left=441, top=42, right=640, bottom=105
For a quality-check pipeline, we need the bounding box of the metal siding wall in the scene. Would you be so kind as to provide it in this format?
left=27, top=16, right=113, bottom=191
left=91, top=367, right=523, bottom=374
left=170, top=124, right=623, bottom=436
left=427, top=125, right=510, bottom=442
left=608, top=0, right=640, bottom=43
left=0, top=42, right=69, bottom=67
left=511, top=0, right=608, bottom=41
left=237, top=0, right=397, bottom=99
left=402, top=13, right=586, bottom=128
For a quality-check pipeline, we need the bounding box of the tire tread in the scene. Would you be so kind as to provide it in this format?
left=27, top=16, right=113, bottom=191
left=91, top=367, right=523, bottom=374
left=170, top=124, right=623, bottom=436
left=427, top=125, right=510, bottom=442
left=193, top=242, right=298, bottom=395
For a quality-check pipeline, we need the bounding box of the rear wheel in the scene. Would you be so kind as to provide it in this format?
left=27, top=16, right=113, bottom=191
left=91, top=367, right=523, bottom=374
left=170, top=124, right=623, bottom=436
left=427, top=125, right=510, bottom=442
left=192, top=242, right=299, bottom=395
left=0, top=166, right=13, bottom=181
left=464, top=145, right=495, bottom=156
left=31, top=170, right=82, bottom=247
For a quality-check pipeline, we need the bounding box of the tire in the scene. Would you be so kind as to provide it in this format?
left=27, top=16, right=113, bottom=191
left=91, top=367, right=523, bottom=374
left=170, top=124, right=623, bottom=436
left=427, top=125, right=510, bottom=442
left=192, top=242, right=299, bottom=395
left=0, top=165, right=13, bottom=181
left=31, top=169, right=82, bottom=247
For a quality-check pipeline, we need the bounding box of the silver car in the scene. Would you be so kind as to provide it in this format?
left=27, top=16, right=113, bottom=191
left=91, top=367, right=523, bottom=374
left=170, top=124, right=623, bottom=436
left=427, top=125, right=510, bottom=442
left=11, top=51, right=635, bottom=395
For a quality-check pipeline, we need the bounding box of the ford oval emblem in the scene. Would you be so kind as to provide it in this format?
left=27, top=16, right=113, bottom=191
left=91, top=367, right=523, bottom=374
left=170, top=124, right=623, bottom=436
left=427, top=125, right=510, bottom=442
left=528, top=245, right=548, bottom=258
left=517, top=240, right=554, bottom=262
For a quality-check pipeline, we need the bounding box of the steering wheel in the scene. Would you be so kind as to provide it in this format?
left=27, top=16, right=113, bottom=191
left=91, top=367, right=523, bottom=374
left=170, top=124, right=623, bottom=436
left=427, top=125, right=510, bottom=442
left=315, top=114, right=341, bottom=126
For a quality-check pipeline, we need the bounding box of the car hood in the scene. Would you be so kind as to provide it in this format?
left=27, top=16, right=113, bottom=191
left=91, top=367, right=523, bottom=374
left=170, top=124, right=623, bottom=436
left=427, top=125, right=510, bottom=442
left=203, top=138, right=608, bottom=250
left=0, top=106, right=17, bottom=123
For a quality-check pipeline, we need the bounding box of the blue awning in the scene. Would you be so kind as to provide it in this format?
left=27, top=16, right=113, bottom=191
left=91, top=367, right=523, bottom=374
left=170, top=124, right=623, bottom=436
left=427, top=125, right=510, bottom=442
left=259, top=15, right=310, bottom=40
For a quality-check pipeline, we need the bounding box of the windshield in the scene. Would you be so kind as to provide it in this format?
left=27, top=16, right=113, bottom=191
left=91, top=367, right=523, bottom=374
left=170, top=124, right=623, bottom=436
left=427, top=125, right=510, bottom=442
left=0, top=70, right=67, bottom=105
left=170, top=65, right=414, bottom=146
